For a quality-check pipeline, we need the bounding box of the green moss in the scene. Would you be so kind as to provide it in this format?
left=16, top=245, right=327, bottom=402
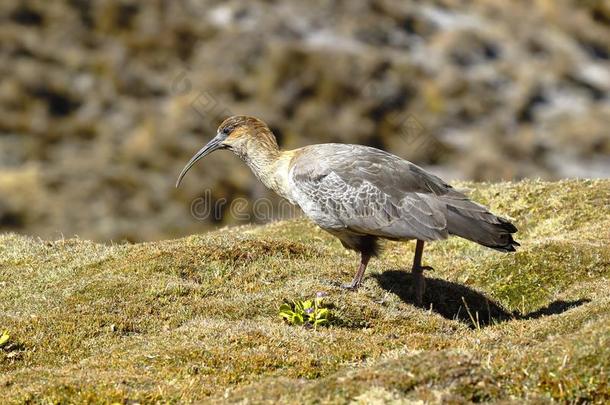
left=475, top=240, right=610, bottom=313
left=0, top=180, right=609, bottom=403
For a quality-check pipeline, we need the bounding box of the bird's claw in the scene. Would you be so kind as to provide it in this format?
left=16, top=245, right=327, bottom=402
left=412, top=265, right=434, bottom=273
left=340, top=282, right=360, bottom=291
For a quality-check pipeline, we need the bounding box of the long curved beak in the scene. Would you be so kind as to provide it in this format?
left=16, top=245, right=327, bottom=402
left=175, top=134, right=224, bottom=188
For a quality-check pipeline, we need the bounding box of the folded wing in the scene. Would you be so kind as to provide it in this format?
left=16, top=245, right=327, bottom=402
left=289, top=144, right=519, bottom=251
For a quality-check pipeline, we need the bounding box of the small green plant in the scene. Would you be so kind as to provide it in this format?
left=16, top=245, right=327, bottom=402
left=0, top=331, right=10, bottom=348
left=279, top=292, right=331, bottom=329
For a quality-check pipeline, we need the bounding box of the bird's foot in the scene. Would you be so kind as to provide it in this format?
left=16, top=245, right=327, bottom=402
left=324, top=280, right=359, bottom=290
left=411, top=266, right=431, bottom=307
left=340, top=281, right=361, bottom=291
left=412, top=265, right=434, bottom=273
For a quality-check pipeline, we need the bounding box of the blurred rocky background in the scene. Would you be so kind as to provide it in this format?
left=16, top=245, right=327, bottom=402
left=0, top=0, right=609, bottom=242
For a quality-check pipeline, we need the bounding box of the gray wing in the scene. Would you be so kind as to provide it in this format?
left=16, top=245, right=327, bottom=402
left=289, top=144, right=519, bottom=250
left=288, top=144, right=451, bottom=241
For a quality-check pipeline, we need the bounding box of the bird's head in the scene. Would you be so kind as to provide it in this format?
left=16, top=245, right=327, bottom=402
left=176, top=115, right=278, bottom=187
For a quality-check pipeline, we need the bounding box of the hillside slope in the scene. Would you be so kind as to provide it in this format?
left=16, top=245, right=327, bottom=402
left=1, top=180, right=609, bottom=403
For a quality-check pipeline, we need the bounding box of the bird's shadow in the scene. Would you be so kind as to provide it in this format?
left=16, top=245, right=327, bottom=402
left=373, top=270, right=589, bottom=329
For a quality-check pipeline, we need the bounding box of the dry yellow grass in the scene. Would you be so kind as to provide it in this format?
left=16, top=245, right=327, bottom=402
left=1, top=180, right=609, bottom=403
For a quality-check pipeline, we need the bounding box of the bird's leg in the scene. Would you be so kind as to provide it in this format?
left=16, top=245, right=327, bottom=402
left=342, top=253, right=371, bottom=290
left=412, top=240, right=433, bottom=306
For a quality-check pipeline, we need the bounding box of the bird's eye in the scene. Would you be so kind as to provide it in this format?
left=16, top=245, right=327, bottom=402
left=222, top=127, right=231, bottom=135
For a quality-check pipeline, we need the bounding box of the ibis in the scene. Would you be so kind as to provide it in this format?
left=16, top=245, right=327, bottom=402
left=176, top=115, right=519, bottom=305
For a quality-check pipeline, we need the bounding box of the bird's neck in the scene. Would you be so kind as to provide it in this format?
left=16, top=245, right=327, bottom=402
left=239, top=144, right=296, bottom=202
left=241, top=144, right=280, bottom=181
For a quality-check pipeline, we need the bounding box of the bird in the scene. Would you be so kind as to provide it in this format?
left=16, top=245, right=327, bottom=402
left=176, top=115, right=519, bottom=305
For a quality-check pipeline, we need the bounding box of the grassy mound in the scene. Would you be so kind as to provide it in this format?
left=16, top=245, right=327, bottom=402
left=1, top=180, right=609, bottom=403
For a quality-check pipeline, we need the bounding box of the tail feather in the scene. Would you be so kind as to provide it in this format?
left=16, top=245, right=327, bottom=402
left=445, top=203, right=519, bottom=252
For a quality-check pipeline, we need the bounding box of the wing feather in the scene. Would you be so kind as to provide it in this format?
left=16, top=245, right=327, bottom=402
left=288, top=143, right=518, bottom=250
left=288, top=145, right=450, bottom=241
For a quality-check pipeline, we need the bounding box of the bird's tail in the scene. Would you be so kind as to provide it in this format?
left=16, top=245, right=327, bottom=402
left=444, top=197, right=520, bottom=252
